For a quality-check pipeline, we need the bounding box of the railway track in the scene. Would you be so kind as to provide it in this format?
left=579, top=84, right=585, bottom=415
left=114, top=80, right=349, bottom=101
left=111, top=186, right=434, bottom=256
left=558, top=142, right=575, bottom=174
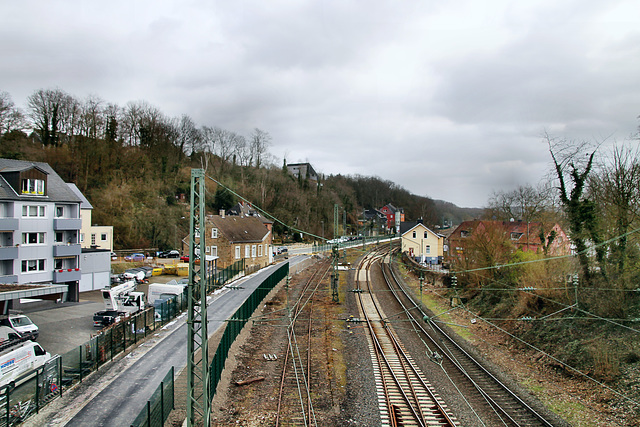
left=275, top=258, right=332, bottom=427
left=379, top=252, right=556, bottom=427
left=355, top=251, right=458, bottom=427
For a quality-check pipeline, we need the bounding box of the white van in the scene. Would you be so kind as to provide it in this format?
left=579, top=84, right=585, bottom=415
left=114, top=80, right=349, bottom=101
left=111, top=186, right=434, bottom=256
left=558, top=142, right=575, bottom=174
left=0, top=341, right=51, bottom=388
left=0, top=315, right=39, bottom=341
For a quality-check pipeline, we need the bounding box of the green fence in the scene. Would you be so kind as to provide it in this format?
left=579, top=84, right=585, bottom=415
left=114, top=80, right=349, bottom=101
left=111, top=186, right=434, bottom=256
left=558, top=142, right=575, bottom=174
left=208, top=262, right=289, bottom=396
left=130, top=366, right=174, bottom=427
left=0, top=355, right=62, bottom=426
left=208, top=259, right=245, bottom=289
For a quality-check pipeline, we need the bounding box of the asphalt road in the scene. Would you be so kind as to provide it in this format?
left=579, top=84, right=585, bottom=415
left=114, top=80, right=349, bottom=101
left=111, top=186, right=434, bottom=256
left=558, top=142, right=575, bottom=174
left=63, top=258, right=306, bottom=427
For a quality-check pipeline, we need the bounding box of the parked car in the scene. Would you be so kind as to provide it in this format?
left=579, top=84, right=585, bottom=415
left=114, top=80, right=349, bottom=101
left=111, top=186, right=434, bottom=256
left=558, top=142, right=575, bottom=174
left=159, top=250, right=180, bottom=258
left=125, top=253, right=145, bottom=262
left=110, top=252, right=117, bottom=260
left=180, top=255, right=189, bottom=262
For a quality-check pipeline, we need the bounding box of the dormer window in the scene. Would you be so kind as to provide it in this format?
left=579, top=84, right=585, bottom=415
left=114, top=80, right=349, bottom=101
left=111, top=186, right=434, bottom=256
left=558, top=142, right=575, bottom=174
left=21, top=178, right=45, bottom=195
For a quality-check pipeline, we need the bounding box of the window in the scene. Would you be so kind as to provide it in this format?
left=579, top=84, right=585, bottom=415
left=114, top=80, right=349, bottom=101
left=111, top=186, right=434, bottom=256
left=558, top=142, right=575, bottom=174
left=22, top=205, right=46, bottom=217
left=235, top=246, right=241, bottom=259
left=21, top=259, right=45, bottom=272
left=251, top=245, right=257, bottom=258
left=461, top=230, right=470, bottom=238
left=91, top=234, right=96, bottom=245
left=426, top=245, right=431, bottom=254
left=22, top=232, right=45, bottom=245
left=412, top=231, right=416, bottom=238
left=205, top=246, right=210, bottom=253
left=80, top=233, right=84, bottom=243
left=101, top=233, right=107, bottom=241
left=21, top=178, right=45, bottom=195
left=211, top=246, right=218, bottom=257
left=55, top=259, right=63, bottom=269
left=424, top=231, right=428, bottom=239
left=56, top=206, right=64, bottom=218
left=211, top=228, right=218, bottom=239
left=55, top=232, right=64, bottom=243
left=258, top=245, right=263, bottom=257
left=511, top=232, right=523, bottom=240
left=245, top=245, right=250, bottom=258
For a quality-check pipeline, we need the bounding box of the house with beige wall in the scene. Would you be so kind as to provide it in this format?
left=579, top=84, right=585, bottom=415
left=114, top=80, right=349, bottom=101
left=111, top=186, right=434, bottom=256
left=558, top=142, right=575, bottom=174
left=400, top=220, right=444, bottom=264
left=68, top=184, right=113, bottom=251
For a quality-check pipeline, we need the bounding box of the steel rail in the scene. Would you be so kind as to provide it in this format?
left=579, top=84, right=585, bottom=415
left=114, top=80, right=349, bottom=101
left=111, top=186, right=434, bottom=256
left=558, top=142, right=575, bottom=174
left=275, top=259, right=331, bottom=427
left=355, top=250, right=456, bottom=427
left=382, top=258, right=554, bottom=427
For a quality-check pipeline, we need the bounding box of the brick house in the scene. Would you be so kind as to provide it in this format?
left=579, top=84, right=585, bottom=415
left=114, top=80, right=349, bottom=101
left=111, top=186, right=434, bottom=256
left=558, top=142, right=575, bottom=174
left=203, top=211, right=272, bottom=271
left=448, top=220, right=570, bottom=259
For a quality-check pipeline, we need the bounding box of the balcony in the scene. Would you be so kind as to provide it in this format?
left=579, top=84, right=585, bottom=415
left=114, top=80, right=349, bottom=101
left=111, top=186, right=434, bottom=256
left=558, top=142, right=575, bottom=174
left=0, top=246, right=18, bottom=261
left=53, top=218, right=82, bottom=231
left=0, top=218, right=18, bottom=231
left=0, top=275, right=17, bottom=284
left=53, top=268, right=81, bottom=283
left=53, top=244, right=81, bottom=257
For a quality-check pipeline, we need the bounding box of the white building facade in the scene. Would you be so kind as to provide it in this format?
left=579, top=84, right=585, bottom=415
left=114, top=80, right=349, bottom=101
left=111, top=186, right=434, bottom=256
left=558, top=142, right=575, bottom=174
left=0, top=159, right=83, bottom=301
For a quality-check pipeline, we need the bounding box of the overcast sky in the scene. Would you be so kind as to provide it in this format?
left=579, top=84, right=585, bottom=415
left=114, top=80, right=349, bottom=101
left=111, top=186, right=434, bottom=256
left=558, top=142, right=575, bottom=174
left=1, top=1, right=638, bottom=207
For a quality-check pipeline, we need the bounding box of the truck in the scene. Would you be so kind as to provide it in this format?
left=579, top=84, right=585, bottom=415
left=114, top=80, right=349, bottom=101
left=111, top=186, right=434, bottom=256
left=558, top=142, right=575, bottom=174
left=0, top=341, right=51, bottom=389
left=93, top=280, right=146, bottom=327
left=0, top=314, right=39, bottom=341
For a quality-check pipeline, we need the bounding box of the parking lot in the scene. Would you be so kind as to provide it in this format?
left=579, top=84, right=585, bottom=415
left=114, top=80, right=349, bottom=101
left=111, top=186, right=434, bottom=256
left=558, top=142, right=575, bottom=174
left=22, top=275, right=180, bottom=357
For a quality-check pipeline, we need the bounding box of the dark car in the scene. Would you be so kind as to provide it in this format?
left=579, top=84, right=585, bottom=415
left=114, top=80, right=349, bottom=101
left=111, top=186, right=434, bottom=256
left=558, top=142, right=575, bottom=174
left=159, top=250, right=180, bottom=258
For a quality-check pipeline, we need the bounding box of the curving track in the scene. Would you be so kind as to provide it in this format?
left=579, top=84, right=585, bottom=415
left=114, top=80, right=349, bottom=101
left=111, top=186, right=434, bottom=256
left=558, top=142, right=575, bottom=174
left=376, top=250, right=556, bottom=427
left=355, top=251, right=458, bottom=427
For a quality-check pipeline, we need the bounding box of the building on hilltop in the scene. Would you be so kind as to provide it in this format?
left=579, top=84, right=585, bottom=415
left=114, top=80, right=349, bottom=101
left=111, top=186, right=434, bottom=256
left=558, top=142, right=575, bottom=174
left=286, top=162, right=319, bottom=183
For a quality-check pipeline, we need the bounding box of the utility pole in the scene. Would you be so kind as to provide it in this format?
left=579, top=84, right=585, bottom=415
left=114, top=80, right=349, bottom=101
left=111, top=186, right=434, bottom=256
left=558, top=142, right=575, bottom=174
left=187, top=169, right=210, bottom=426
left=332, top=204, right=339, bottom=303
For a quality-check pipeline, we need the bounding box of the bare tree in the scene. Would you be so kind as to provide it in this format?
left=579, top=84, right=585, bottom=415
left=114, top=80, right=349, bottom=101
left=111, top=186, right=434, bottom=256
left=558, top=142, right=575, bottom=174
left=487, top=183, right=550, bottom=223
left=589, top=142, right=640, bottom=283
left=174, top=114, right=201, bottom=156
left=0, top=91, right=27, bottom=135
left=27, top=88, right=75, bottom=146
left=249, top=128, right=272, bottom=168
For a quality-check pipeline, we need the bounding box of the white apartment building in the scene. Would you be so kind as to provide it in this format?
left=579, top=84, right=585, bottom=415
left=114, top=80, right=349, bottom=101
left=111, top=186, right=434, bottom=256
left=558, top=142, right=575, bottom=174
left=0, top=159, right=83, bottom=301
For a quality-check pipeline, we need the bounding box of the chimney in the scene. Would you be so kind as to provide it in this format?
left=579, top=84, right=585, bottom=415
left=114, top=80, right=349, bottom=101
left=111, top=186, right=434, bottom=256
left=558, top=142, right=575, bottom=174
left=417, top=218, right=423, bottom=224
left=220, top=209, right=225, bottom=218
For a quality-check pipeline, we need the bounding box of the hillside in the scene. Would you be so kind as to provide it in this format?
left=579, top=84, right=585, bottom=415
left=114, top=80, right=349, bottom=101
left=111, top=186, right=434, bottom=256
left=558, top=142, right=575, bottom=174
left=0, top=132, right=478, bottom=250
